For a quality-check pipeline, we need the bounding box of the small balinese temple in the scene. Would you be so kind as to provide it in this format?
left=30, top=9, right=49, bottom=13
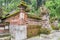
left=2, top=1, right=41, bottom=40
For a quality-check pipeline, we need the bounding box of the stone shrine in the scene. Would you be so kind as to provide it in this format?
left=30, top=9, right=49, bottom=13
left=4, top=1, right=28, bottom=40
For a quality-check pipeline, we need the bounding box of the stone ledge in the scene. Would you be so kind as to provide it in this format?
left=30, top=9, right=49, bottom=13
left=0, top=36, right=11, bottom=40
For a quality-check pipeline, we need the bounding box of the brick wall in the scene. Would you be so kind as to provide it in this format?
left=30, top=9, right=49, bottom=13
left=5, top=12, right=27, bottom=25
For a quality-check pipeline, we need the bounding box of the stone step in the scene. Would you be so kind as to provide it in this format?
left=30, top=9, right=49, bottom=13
left=40, top=30, right=60, bottom=40
left=0, top=36, right=11, bottom=40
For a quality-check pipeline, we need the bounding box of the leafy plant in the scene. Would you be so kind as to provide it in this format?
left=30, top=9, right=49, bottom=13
left=45, top=0, right=60, bottom=18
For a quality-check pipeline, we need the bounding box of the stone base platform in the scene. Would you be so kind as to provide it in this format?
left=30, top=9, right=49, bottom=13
left=0, top=33, right=11, bottom=40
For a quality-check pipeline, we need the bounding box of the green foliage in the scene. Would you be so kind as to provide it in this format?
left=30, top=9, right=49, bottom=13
left=45, top=0, right=60, bottom=18
left=29, top=0, right=37, bottom=13
left=0, top=0, right=21, bottom=18
left=0, top=0, right=43, bottom=18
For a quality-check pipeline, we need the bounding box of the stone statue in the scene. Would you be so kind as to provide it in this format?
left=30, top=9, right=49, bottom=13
left=40, top=5, right=52, bottom=30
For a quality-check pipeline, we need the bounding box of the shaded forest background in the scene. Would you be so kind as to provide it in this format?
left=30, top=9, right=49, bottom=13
left=0, top=0, right=60, bottom=20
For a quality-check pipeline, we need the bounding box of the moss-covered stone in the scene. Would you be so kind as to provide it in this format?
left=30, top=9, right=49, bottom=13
left=18, top=1, right=28, bottom=8
left=18, top=0, right=30, bottom=12
left=27, top=14, right=41, bottom=20
left=27, top=25, right=41, bottom=38
left=40, top=28, right=51, bottom=34
left=2, top=11, right=41, bottom=20
left=51, top=25, right=59, bottom=30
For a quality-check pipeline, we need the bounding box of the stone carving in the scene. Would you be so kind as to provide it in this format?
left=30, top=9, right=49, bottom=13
left=40, top=5, right=52, bottom=30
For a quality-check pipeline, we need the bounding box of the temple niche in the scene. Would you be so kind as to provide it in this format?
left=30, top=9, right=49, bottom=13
left=40, top=5, right=52, bottom=30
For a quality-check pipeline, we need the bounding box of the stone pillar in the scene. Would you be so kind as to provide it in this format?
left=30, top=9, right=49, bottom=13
left=40, top=6, right=52, bottom=30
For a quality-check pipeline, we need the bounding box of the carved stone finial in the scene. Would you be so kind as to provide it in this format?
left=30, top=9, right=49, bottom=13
left=40, top=5, right=49, bottom=15
left=17, top=1, right=30, bottom=12
left=18, top=1, right=27, bottom=9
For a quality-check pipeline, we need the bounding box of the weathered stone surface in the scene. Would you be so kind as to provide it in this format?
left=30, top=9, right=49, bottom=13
left=27, top=36, right=40, bottom=40
left=0, top=36, right=11, bottom=40
left=40, top=30, right=60, bottom=40
left=27, top=30, right=60, bottom=40
left=51, top=20, right=59, bottom=28
left=40, top=6, right=52, bottom=30
left=10, top=25, right=27, bottom=40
